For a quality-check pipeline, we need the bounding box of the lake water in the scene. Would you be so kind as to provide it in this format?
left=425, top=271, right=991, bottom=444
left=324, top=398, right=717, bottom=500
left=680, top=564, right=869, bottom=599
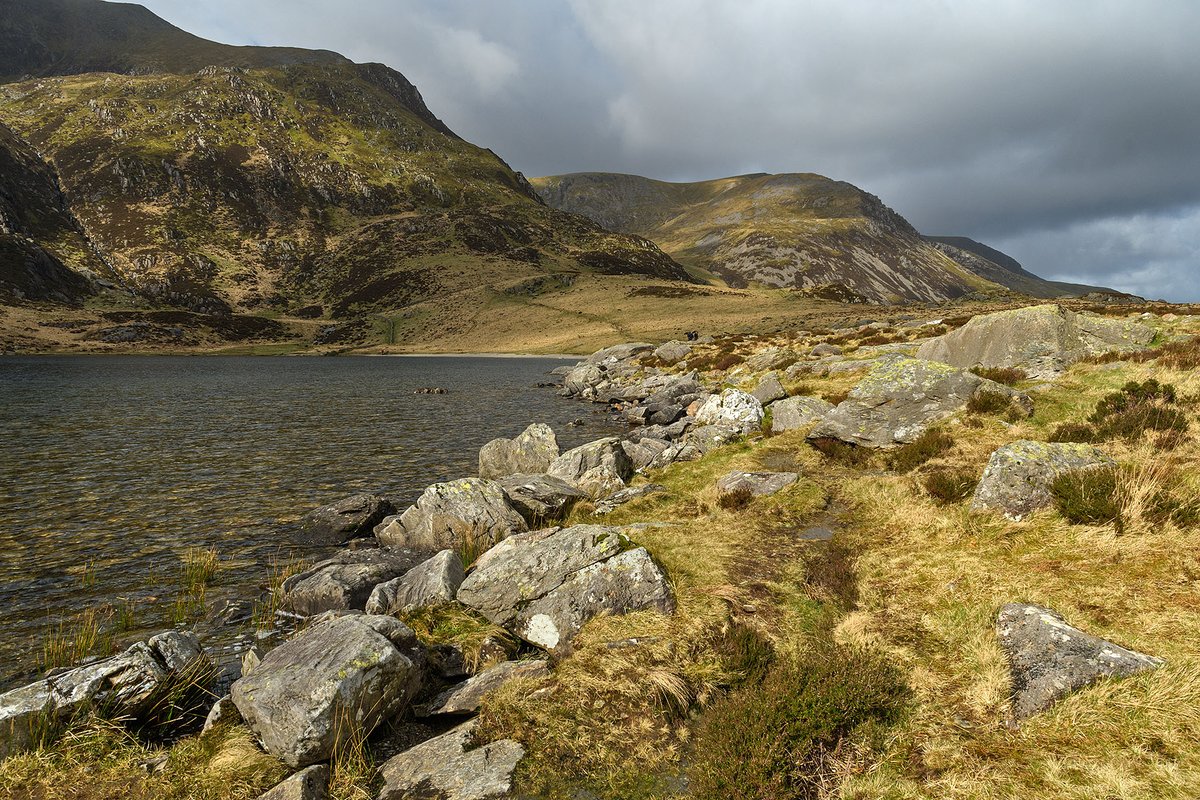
left=0, top=355, right=619, bottom=686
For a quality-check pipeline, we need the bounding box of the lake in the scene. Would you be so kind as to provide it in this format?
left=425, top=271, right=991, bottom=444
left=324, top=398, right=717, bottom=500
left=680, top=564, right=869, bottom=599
left=0, top=355, right=618, bottom=685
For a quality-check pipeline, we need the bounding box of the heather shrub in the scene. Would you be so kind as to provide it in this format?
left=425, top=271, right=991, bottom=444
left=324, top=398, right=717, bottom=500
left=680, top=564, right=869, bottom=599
left=885, top=429, right=955, bottom=473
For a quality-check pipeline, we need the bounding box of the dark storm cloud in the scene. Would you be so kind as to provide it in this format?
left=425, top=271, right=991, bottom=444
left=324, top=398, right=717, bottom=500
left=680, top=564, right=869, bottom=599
left=137, top=0, right=1200, bottom=301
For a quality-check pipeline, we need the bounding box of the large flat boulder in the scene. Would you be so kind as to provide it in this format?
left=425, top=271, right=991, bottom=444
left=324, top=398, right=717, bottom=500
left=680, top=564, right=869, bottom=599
left=279, top=549, right=426, bottom=616
left=417, top=659, right=550, bottom=717
left=296, top=494, right=395, bottom=546
left=376, top=478, right=527, bottom=553
left=478, top=423, right=559, bottom=480
left=653, top=341, right=692, bottom=365
left=751, top=373, right=787, bottom=405
left=365, top=550, right=464, bottom=615
left=547, top=438, right=634, bottom=500
left=695, top=389, right=764, bottom=435
left=807, top=356, right=1030, bottom=448
left=716, top=470, right=798, bottom=498
left=917, top=304, right=1155, bottom=379
left=971, top=440, right=1114, bottom=520
left=770, top=395, right=833, bottom=433
left=378, top=719, right=523, bottom=800
left=997, top=603, right=1163, bottom=720
left=497, top=473, right=588, bottom=525
left=231, top=615, right=424, bottom=768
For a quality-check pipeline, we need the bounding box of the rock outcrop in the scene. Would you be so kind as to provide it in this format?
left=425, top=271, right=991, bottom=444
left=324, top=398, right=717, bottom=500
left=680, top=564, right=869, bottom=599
left=971, top=440, right=1115, bottom=519
left=365, top=550, right=464, bottom=615
left=375, top=478, right=527, bottom=553
left=997, top=603, right=1163, bottom=720
left=295, top=494, right=395, bottom=547
left=547, top=438, right=634, bottom=499
left=378, top=719, right=523, bottom=800
left=770, top=395, right=833, bottom=433
left=478, top=424, right=559, bottom=480
left=752, top=373, right=787, bottom=405
left=694, top=389, right=764, bottom=435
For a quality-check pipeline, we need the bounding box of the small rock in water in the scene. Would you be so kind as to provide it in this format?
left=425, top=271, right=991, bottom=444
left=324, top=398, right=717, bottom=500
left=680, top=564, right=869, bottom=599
left=413, top=387, right=447, bottom=394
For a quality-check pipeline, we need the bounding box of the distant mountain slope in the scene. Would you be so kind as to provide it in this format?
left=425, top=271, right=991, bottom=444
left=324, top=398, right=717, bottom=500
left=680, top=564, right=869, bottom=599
left=0, top=1, right=692, bottom=320
left=533, top=172, right=1004, bottom=304
left=923, top=235, right=1107, bottom=298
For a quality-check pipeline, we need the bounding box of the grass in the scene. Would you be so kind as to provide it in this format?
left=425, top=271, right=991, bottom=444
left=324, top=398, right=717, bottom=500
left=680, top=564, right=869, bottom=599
left=171, top=547, right=220, bottom=624
left=885, top=428, right=956, bottom=473
left=41, top=607, right=115, bottom=670
left=971, top=366, right=1028, bottom=386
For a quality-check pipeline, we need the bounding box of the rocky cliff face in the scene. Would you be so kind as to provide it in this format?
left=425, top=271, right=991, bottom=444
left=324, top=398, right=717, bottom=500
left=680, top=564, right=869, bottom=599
left=534, top=172, right=1005, bottom=304
left=923, top=236, right=1107, bottom=299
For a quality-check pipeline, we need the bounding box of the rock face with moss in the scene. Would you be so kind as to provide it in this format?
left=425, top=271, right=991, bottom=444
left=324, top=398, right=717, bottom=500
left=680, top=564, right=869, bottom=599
left=916, top=304, right=1155, bottom=379
left=808, top=355, right=1030, bottom=448
left=997, top=603, right=1163, bottom=720
left=971, top=440, right=1115, bottom=520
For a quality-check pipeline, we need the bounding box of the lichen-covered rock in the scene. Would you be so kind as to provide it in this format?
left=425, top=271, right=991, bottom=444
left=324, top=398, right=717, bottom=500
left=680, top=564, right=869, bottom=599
left=547, top=437, right=634, bottom=499
left=595, top=484, right=667, bottom=515
left=770, top=395, right=833, bottom=433
left=417, top=659, right=549, bottom=717
left=971, top=440, right=1115, bottom=519
left=496, top=473, right=588, bottom=526
left=807, top=356, right=1030, bottom=448
left=279, top=549, right=426, bottom=616
left=745, top=347, right=797, bottom=372
left=621, top=437, right=672, bottom=472
left=917, top=304, right=1155, bottom=379
left=365, top=550, right=464, bottom=615
left=695, top=389, right=764, bottom=435
left=478, top=423, right=559, bottom=480
left=751, top=373, right=787, bottom=405
left=256, top=765, right=330, bottom=800
left=375, top=478, right=527, bottom=553
left=231, top=615, right=424, bottom=768
left=378, top=719, right=523, bottom=800
left=716, top=470, right=798, bottom=498
left=653, top=340, right=692, bottom=365
left=997, top=603, right=1163, bottom=720
left=295, top=493, right=395, bottom=546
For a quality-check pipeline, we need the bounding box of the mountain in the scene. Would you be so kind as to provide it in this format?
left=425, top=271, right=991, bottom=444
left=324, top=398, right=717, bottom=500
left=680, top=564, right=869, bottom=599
left=532, top=172, right=1009, bottom=303
left=921, top=236, right=1110, bottom=299
left=0, top=0, right=691, bottom=325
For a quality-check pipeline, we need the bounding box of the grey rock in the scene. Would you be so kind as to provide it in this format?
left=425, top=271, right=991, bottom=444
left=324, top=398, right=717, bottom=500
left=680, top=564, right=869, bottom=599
left=378, top=719, right=523, bottom=800
left=563, top=363, right=604, bottom=396
left=683, top=423, right=742, bottom=454
left=202, top=694, right=240, bottom=734
left=296, top=493, right=395, bottom=546
left=770, top=395, right=834, bottom=433
left=595, top=484, right=667, bottom=514
left=376, top=478, right=527, bottom=553
left=418, top=660, right=550, bottom=717
left=716, top=470, right=798, bottom=498
left=366, top=550, right=465, bottom=615
left=808, top=356, right=1031, bottom=448
left=744, top=347, right=797, bottom=371
left=478, top=423, right=559, bottom=480
left=971, top=440, right=1115, bottom=520
left=585, top=342, right=655, bottom=365
left=256, top=765, right=330, bottom=800
left=279, top=549, right=426, bottom=616
left=620, top=438, right=669, bottom=472
left=231, top=615, right=424, bottom=768
left=648, top=441, right=703, bottom=470
left=917, top=304, right=1155, bottom=380
left=752, top=373, right=788, bottom=405
left=997, top=603, right=1163, bottom=720
left=547, top=437, right=634, bottom=499
left=653, top=341, right=692, bottom=365
left=497, top=473, right=589, bottom=525
left=810, top=343, right=843, bottom=357
left=694, top=389, right=764, bottom=435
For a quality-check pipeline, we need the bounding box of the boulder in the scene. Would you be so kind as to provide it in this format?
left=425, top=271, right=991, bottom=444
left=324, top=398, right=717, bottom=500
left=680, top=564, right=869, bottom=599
left=694, top=389, right=764, bottom=435
left=417, top=659, right=550, bottom=717
left=378, top=719, right=523, bottom=800
left=279, top=549, right=426, bottom=616
left=810, top=343, right=842, bottom=357
left=770, top=396, right=833, bottom=433
left=970, top=440, right=1115, bottom=520
left=751, top=373, right=787, bottom=405
left=648, top=441, right=703, bottom=470
left=683, top=423, right=743, bottom=454
left=653, top=341, right=692, bottom=365
left=296, top=494, right=395, bottom=546
left=365, top=550, right=464, bottom=615
left=202, top=695, right=239, bottom=734
left=997, top=603, right=1163, bottom=720
left=807, top=356, right=1031, bottom=448
left=595, top=484, right=667, bottom=514
left=745, top=347, right=797, bottom=372
left=562, top=363, right=604, bottom=396
left=478, top=423, right=559, bottom=480
left=585, top=342, right=655, bottom=365
left=498, top=473, right=588, bottom=525
left=716, top=471, right=798, bottom=498
left=621, top=438, right=672, bottom=472
left=916, top=304, right=1155, bottom=379
left=231, top=615, right=424, bottom=768
left=547, top=438, right=634, bottom=499
left=256, top=765, right=330, bottom=800
left=376, top=478, right=527, bottom=553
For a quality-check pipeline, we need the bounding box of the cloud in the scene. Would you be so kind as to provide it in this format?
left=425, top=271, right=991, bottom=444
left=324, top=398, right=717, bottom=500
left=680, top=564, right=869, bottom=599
left=134, top=0, right=1200, bottom=301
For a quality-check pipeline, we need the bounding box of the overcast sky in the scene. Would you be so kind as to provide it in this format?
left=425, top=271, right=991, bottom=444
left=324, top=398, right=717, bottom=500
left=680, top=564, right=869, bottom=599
left=137, top=0, right=1200, bottom=301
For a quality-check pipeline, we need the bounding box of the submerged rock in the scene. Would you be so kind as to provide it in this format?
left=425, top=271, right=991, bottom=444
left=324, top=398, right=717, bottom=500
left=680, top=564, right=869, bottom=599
left=376, top=478, right=527, bottom=553
left=378, top=719, right=523, bottom=800
left=971, top=440, right=1114, bottom=520
left=296, top=493, right=395, bottom=546
left=478, top=423, right=559, bottom=480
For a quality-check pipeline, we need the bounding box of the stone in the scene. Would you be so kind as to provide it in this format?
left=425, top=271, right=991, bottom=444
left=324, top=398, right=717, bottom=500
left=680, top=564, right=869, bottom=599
left=584, top=342, right=655, bottom=365
left=810, top=343, right=842, bottom=357
left=547, top=437, right=634, bottom=499
left=563, top=363, right=603, bottom=396
left=997, top=603, right=1163, bottom=720
left=417, top=660, right=550, bottom=717
left=683, top=423, right=743, bottom=454
left=770, top=396, right=833, bottom=433
left=202, top=694, right=240, bottom=734
left=751, top=373, right=787, bottom=405
left=376, top=478, right=527, bottom=553
left=971, top=440, right=1115, bottom=520
left=716, top=470, right=798, bottom=498
left=378, top=719, right=523, bottom=800
left=744, top=347, right=797, bottom=372
left=621, top=438, right=672, bottom=472
left=279, top=549, right=426, bottom=616
left=694, top=389, right=764, bottom=435
left=296, top=493, right=395, bottom=546
left=365, top=550, right=465, bottom=615
left=256, top=765, right=330, bottom=800
left=595, top=484, right=667, bottom=515
left=478, top=423, right=559, bottom=480
left=497, top=474, right=589, bottom=525
left=807, top=356, right=1031, bottom=448
left=916, top=304, right=1155, bottom=380
left=654, top=341, right=692, bottom=365
left=231, top=615, right=424, bottom=768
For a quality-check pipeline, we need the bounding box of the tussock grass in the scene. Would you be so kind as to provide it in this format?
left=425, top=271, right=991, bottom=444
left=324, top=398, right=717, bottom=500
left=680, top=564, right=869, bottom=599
left=399, top=604, right=514, bottom=674
left=41, top=607, right=115, bottom=670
